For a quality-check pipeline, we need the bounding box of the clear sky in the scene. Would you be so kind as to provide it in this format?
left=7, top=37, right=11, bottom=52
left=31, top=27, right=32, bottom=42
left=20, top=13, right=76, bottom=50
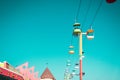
left=0, top=0, right=120, bottom=80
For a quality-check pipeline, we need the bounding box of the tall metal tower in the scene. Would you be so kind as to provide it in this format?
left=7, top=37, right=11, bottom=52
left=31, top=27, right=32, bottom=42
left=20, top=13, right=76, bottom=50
left=69, top=22, right=94, bottom=80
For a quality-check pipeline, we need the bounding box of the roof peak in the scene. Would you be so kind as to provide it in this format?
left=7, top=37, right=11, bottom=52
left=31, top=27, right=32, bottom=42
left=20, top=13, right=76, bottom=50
left=40, top=67, right=55, bottom=80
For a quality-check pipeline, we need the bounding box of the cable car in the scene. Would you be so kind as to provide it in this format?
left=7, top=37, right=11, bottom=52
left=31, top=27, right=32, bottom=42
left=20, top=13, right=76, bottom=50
left=86, top=28, right=94, bottom=40
left=74, top=63, right=79, bottom=69
left=65, top=68, right=69, bottom=73
left=66, top=60, right=71, bottom=66
left=69, top=46, right=74, bottom=48
left=72, top=72, right=76, bottom=75
left=73, top=28, right=81, bottom=36
left=67, top=63, right=71, bottom=66
left=69, top=50, right=74, bottom=54
left=69, top=45, right=74, bottom=54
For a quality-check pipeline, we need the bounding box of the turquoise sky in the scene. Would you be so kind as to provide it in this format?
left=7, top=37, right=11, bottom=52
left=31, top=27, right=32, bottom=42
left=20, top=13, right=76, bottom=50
left=0, top=0, right=120, bottom=80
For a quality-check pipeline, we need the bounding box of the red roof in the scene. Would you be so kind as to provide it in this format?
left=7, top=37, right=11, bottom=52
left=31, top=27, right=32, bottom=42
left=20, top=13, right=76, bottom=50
left=40, top=68, right=55, bottom=80
left=0, top=67, right=24, bottom=80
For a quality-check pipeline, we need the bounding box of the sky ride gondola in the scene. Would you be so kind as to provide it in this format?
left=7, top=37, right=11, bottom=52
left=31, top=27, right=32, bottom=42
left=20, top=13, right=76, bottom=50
left=69, top=50, right=74, bottom=54
left=86, top=27, right=94, bottom=40
left=73, top=22, right=81, bottom=36
left=69, top=46, right=74, bottom=54
left=67, top=60, right=71, bottom=66
left=69, top=46, right=74, bottom=48
left=72, top=69, right=76, bottom=75
left=74, top=63, right=79, bottom=69
left=67, top=63, right=71, bottom=66
left=72, top=72, right=76, bottom=75
left=73, top=28, right=81, bottom=36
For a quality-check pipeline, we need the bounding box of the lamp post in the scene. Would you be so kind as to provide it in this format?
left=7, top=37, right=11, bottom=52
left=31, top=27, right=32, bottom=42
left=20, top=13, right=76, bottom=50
left=72, top=22, right=94, bottom=80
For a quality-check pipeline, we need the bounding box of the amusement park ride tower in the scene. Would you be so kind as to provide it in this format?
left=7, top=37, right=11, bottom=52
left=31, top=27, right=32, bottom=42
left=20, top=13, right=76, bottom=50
left=69, top=22, right=94, bottom=80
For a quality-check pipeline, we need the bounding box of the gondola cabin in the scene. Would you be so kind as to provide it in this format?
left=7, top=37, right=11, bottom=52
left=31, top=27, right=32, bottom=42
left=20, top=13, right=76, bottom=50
left=67, top=63, right=71, bottom=66
left=74, top=63, right=79, bottom=69
left=72, top=72, right=76, bottom=75
left=86, top=29, right=94, bottom=40
left=69, top=50, right=74, bottom=54
left=69, top=46, right=74, bottom=49
left=73, top=28, right=81, bottom=36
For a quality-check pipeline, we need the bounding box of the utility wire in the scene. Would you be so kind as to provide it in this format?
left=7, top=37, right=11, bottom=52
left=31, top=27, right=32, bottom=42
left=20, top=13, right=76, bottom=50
left=90, top=0, right=103, bottom=26
left=82, top=0, right=92, bottom=28
left=70, top=34, right=74, bottom=46
left=75, top=0, right=82, bottom=22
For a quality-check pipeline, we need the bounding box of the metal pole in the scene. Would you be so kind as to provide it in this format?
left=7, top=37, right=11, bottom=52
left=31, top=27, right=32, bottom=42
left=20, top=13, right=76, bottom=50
left=79, top=33, right=82, bottom=80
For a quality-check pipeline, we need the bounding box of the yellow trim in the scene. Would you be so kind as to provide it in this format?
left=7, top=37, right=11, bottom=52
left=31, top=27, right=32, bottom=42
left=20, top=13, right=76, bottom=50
left=0, top=63, right=4, bottom=67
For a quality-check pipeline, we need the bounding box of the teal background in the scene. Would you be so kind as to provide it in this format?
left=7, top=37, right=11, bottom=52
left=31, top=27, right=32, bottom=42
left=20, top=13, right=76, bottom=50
left=0, top=0, right=120, bottom=80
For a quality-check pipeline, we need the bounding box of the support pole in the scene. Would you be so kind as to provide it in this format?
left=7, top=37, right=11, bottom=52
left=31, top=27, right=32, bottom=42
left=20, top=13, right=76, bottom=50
left=80, top=59, right=82, bottom=80
left=79, top=33, right=82, bottom=80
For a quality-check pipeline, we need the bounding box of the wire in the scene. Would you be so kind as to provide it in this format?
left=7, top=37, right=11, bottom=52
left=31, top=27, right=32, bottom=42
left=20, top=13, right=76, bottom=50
left=75, top=0, right=82, bottom=22
left=90, top=0, right=103, bottom=26
left=70, top=34, right=74, bottom=46
left=82, top=0, right=92, bottom=28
